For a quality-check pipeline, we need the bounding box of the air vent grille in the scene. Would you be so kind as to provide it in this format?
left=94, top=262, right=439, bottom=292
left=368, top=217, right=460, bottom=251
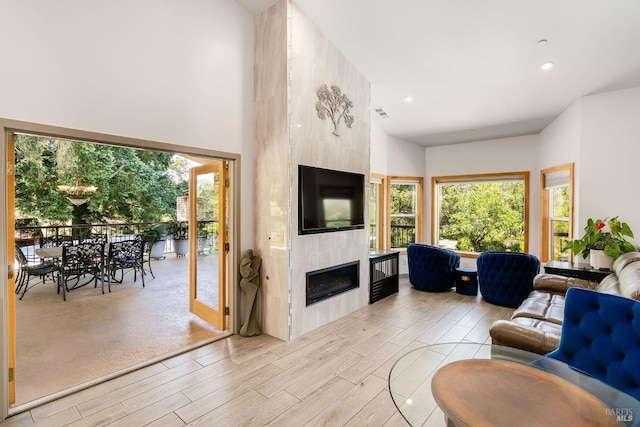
left=374, top=108, right=390, bottom=119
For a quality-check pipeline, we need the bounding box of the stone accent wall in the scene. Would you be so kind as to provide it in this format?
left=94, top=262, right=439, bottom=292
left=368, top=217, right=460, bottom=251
left=254, top=0, right=370, bottom=341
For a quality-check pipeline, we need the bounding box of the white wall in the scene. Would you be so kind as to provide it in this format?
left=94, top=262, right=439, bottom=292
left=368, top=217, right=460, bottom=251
left=370, top=121, right=389, bottom=175
left=538, top=86, right=640, bottom=258
left=539, top=100, right=582, bottom=170
left=579, top=87, right=640, bottom=247
left=370, top=123, right=426, bottom=273
left=0, top=2, right=254, bottom=416
left=425, top=135, right=541, bottom=267
left=0, top=0, right=256, bottom=251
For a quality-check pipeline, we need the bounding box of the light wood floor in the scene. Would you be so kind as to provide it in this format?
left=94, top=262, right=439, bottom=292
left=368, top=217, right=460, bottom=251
left=1, top=277, right=514, bottom=427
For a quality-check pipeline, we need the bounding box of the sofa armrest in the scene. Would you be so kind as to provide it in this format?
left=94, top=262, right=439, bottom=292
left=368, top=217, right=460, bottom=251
left=533, top=273, right=598, bottom=294
left=489, top=318, right=561, bottom=355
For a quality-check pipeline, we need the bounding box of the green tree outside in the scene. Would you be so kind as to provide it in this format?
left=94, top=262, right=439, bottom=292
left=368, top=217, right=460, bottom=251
left=14, top=135, right=188, bottom=226
left=438, top=181, right=525, bottom=252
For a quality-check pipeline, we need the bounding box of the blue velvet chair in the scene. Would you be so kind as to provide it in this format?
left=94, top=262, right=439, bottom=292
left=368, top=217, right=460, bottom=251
left=407, top=244, right=460, bottom=292
left=476, top=252, right=540, bottom=307
left=547, top=287, right=640, bottom=400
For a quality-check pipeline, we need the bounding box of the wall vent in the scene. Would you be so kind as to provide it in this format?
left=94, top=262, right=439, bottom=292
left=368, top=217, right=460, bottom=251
left=374, top=107, right=390, bottom=119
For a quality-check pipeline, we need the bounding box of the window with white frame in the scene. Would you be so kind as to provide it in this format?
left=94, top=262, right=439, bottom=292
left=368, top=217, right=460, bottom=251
left=541, top=164, right=573, bottom=262
left=370, top=176, right=382, bottom=249
left=389, top=177, right=423, bottom=250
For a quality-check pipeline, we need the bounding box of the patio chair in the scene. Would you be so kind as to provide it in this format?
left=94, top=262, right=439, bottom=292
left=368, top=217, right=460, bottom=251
left=40, top=234, right=73, bottom=248
left=14, top=244, right=58, bottom=300
left=136, top=235, right=156, bottom=279
left=59, top=242, right=105, bottom=301
left=106, top=239, right=146, bottom=292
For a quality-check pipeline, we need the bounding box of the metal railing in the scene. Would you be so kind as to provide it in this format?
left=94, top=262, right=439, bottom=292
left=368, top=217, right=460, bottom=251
left=369, top=223, right=416, bottom=249
left=15, top=221, right=217, bottom=261
left=391, top=224, right=415, bottom=249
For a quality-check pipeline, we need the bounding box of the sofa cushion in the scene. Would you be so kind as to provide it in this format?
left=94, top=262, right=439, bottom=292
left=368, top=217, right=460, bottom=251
left=618, top=261, right=640, bottom=300
left=613, top=251, right=640, bottom=275
left=533, top=273, right=597, bottom=294
left=490, top=318, right=562, bottom=354
left=512, top=292, right=565, bottom=325
left=595, top=274, right=621, bottom=295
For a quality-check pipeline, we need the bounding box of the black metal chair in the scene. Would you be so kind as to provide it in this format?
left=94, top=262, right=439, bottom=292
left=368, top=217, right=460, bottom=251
left=136, top=235, right=156, bottom=280
left=80, top=233, right=107, bottom=245
left=14, top=244, right=58, bottom=300
left=106, top=239, right=146, bottom=292
left=59, top=242, right=105, bottom=301
left=40, top=234, right=74, bottom=248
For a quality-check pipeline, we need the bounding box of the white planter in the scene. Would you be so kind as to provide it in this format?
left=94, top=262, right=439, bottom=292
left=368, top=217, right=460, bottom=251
left=590, top=249, right=613, bottom=271
left=174, top=239, right=189, bottom=257
left=149, top=240, right=166, bottom=259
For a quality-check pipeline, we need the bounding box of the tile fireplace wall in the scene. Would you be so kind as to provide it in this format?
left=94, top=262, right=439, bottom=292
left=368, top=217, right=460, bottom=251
left=254, top=0, right=371, bottom=341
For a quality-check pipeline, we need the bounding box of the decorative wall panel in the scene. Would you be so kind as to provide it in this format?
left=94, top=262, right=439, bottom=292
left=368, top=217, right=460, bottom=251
left=255, top=0, right=370, bottom=341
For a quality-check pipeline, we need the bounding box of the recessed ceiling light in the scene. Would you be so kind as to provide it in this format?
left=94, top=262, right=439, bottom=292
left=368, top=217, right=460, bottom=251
left=537, top=39, right=548, bottom=46
left=540, top=61, right=554, bottom=71
left=404, top=96, right=413, bottom=102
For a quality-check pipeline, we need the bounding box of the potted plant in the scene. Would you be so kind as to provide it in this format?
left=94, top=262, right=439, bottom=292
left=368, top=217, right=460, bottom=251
left=142, top=225, right=166, bottom=260
left=563, top=216, right=635, bottom=270
left=167, top=220, right=189, bottom=257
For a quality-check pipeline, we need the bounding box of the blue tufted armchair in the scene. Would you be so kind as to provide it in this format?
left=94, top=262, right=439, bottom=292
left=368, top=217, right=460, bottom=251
left=407, top=244, right=460, bottom=292
left=547, top=287, right=640, bottom=400
left=476, top=252, right=540, bottom=307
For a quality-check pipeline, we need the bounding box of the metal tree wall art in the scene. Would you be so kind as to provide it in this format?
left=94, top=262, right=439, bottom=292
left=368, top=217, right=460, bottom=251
left=315, top=84, right=354, bottom=136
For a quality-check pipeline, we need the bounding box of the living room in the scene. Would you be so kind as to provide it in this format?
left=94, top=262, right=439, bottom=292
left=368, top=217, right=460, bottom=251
left=1, top=0, right=640, bottom=423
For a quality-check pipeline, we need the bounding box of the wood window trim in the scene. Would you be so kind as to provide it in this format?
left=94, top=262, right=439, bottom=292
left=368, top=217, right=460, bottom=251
left=432, top=171, right=530, bottom=257
left=371, top=173, right=386, bottom=250
left=540, top=163, right=574, bottom=263
left=387, top=176, right=424, bottom=253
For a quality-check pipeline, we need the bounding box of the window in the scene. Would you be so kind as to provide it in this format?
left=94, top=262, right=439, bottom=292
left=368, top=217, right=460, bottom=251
left=540, top=164, right=574, bottom=262
left=433, top=172, right=529, bottom=254
left=370, top=174, right=385, bottom=249
left=388, top=177, right=423, bottom=250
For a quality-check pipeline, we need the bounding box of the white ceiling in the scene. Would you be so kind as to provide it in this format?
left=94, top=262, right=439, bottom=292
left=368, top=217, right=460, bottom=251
left=236, top=0, right=640, bottom=147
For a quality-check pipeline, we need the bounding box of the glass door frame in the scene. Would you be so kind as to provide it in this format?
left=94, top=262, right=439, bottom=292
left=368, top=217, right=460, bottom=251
left=188, top=161, right=227, bottom=330
left=0, top=118, right=242, bottom=418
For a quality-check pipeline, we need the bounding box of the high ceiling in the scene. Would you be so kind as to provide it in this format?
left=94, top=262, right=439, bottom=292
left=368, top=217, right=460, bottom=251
left=236, top=0, right=640, bottom=147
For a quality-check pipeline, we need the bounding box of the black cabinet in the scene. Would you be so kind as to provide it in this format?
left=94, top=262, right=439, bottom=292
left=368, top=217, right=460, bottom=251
left=369, top=250, right=399, bottom=304
left=544, top=261, right=611, bottom=283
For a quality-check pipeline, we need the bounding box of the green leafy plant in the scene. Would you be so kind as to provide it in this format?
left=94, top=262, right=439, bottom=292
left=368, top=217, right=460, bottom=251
left=563, top=216, right=635, bottom=260
left=142, top=225, right=164, bottom=244
left=166, top=221, right=188, bottom=240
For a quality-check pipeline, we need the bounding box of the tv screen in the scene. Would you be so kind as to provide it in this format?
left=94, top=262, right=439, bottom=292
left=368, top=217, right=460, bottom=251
left=298, top=165, right=365, bottom=235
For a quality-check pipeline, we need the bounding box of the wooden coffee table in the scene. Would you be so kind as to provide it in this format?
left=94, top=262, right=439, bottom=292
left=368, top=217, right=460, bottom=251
left=388, top=343, right=638, bottom=426
left=431, top=359, right=622, bottom=427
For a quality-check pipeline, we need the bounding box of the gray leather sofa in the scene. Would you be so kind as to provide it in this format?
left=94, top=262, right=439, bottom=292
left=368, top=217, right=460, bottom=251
left=489, top=252, right=640, bottom=354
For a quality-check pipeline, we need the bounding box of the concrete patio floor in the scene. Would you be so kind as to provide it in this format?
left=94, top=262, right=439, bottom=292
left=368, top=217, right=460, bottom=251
left=13, top=252, right=229, bottom=407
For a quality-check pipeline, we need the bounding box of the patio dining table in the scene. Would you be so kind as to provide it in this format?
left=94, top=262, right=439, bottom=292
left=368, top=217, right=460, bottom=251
left=35, top=246, right=63, bottom=260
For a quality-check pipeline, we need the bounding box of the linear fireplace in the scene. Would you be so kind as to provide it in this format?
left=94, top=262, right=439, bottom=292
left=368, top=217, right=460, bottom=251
left=306, top=261, right=360, bottom=306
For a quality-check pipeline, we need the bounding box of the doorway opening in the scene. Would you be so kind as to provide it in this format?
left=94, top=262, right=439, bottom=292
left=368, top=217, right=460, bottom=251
left=2, top=120, right=240, bottom=415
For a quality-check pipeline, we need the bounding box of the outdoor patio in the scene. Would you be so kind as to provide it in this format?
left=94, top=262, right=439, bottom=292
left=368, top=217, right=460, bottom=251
left=13, top=251, right=229, bottom=407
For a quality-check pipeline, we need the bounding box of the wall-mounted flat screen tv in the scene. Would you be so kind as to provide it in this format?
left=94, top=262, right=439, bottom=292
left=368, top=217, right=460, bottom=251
left=298, top=165, right=365, bottom=235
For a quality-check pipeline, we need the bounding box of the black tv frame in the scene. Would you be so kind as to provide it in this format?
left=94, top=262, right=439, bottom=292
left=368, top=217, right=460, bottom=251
left=298, top=164, right=365, bottom=235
